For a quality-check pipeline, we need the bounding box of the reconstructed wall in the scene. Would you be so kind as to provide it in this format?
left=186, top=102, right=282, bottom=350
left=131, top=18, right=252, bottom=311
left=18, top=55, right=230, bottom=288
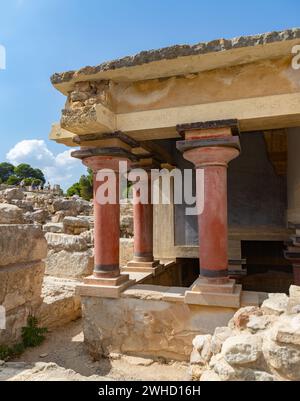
left=81, top=285, right=237, bottom=362
left=287, top=127, right=300, bottom=223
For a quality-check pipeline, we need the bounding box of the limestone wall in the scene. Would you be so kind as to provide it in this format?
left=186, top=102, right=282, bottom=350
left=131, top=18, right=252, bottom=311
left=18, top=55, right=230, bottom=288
left=0, top=225, right=47, bottom=345
left=81, top=285, right=236, bottom=362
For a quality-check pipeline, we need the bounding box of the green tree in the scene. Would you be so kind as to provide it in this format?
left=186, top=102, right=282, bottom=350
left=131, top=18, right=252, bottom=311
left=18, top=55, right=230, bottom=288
left=6, top=175, right=21, bottom=185
left=66, top=169, right=93, bottom=201
left=79, top=174, right=93, bottom=201
left=32, top=169, right=46, bottom=184
left=14, top=164, right=46, bottom=184
left=0, top=162, right=15, bottom=182
left=67, top=182, right=81, bottom=197
left=22, top=177, right=34, bottom=186
left=14, top=163, right=35, bottom=179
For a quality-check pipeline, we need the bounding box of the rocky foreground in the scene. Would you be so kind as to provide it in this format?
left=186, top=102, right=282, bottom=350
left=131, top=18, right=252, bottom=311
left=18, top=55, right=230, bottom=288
left=190, top=287, right=300, bottom=381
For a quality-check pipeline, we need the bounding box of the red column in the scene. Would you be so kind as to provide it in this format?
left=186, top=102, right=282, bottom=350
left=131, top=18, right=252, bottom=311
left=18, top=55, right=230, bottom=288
left=83, top=156, right=123, bottom=279
left=184, top=146, right=240, bottom=281
left=133, top=175, right=154, bottom=263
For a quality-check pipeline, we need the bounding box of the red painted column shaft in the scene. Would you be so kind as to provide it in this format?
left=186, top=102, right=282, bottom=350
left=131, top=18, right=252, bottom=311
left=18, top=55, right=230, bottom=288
left=82, top=156, right=126, bottom=279
left=197, top=165, right=228, bottom=279
left=133, top=176, right=154, bottom=262
left=93, top=171, right=120, bottom=278
left=184, top=146, right=240, bottom=280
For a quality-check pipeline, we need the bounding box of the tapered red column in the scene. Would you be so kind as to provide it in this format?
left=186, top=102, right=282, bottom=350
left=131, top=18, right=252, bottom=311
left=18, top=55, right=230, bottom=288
left=177, top=121, right=242, bottom=307
left=133, top=175, right=154, bottom=263
left=184, top=146, right=240, bottom=280
left=80, top=156, right=123, bottom=278
left=93, top=166, right=120, bottom=278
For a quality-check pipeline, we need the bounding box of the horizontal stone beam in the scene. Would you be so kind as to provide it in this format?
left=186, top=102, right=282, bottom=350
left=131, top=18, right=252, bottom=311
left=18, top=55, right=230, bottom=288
left=50, top=93, right=300, bottom=145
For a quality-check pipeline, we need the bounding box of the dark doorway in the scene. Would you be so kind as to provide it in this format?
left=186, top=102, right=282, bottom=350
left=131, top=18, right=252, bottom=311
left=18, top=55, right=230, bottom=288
left=240, top=241, right=293, bottom=293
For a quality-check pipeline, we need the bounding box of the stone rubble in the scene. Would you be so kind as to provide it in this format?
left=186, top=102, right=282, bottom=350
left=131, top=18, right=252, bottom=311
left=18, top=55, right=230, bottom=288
left=189, top=286, right=300, bottom=381
left=0, top=186, right=134, bottom=346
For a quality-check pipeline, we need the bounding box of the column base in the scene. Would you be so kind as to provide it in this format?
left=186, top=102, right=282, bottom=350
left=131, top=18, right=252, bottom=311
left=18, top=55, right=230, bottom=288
left=76, top=274, right=135, bottom=299
left=185, top=277, right=242, bottom=308
left=122, top=260, right=163, bottom=275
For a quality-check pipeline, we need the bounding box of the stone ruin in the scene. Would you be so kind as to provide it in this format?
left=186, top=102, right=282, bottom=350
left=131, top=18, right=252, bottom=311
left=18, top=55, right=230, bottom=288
left=0, top=186, right=134, bottom=345
left=189, top=287, right=300, bottom=381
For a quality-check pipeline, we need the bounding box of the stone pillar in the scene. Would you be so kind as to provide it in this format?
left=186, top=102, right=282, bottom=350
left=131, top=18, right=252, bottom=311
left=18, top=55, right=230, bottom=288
left=88, top=157, right=121, bottom=278
left=133, top=174, right=154, bottom=263
left=185, top=146, right=239, bottom=280
left=71, top=149, right=134, bottom=298
left=177, top=120, right=242, bottom=308
left=124, top=171, right=161, bottom=274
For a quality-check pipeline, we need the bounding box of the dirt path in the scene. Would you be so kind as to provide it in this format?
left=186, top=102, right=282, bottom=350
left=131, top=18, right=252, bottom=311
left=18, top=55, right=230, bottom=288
left=12, top=319, right=189, bottom=381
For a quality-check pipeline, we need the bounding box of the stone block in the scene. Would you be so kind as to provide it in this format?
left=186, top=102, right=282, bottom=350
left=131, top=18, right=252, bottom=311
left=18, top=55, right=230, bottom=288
left=185, top=285, right=242, bottom=308
left=0, top=204, right=23, bottom=224
left=45, top=249, right=93, bottom=278
left=0, top=225, right=47, bottom=267
left=45, top=233, right=89, bottom=252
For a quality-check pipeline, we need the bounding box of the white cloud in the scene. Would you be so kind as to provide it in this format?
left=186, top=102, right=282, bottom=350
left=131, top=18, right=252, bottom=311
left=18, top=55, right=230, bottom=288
left=6, top=139, right=86, bottom=190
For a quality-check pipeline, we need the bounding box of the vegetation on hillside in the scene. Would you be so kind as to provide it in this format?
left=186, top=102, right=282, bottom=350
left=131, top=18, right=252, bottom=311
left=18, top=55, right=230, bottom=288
left=0, top=162, right=46, bottom=187
left=67, top=168, right=93, bottom=201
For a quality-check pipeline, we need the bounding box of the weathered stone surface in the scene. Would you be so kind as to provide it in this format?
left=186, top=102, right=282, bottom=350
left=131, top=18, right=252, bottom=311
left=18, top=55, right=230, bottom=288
left=0, top=204, right=23, bottom=224
left=80, top=229, right=94, bottom=246
left=271, top=315, right=300, bottom=346
left=263, top=338, right=300, bottom=381
left=229, top=306, right=262, bottom=330
left=120, top=238, right=133, bottom=267
left=287, top=285, right=300, bottom=314
left=0, top=225, right=47, bottom=267
left=51, top=29, right=300, bottom=87
left=191, top=286, right=300, bottom=381
left=45, top=233, right=88, bottom=252
left=247, top=315, right=275, bottom=333
left=0, top=261, right=44, bottom=312
left=52, top=199, right=79, bottom=214
left=29, top=209, right=49, bottom=224
left=37, top=277, right=82, bottom=329
left=211, top=327, right=233, bottom=355
left=191, top=335, right=212, bottom=365
left=261, top=293, right=289, bottom=316
left=0, top=362, right=110, bottom=381
left=63, top=216, right=90, bottom=235
left=222, top=335, right=263, bottom=365
left=45, top=249, right=93, bottom=278
left=43, top=223, right=64, bottom=233
left=3, top=188, right=24, bottom=201
left=81, top=295, right=235, bottom=362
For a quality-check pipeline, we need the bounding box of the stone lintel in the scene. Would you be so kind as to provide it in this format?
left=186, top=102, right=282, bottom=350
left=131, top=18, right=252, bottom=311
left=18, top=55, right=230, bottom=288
left=177, top=119, right=240, bottom=137
left=176, top=136, right=241, bottom=153
left=73, top=131, right=140, bottom=148
left=71, top=147, right=139, bottom=162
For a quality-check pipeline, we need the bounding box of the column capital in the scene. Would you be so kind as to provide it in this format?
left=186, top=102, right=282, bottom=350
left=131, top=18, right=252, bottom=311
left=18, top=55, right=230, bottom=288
left=72, top=147, right=137, bottom=172
left=183, top=145, right=240, bottom=168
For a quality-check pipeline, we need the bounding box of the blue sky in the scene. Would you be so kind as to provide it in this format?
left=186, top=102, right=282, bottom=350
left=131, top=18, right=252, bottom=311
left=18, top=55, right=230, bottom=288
left=0, top=0, right=299, bottom=189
